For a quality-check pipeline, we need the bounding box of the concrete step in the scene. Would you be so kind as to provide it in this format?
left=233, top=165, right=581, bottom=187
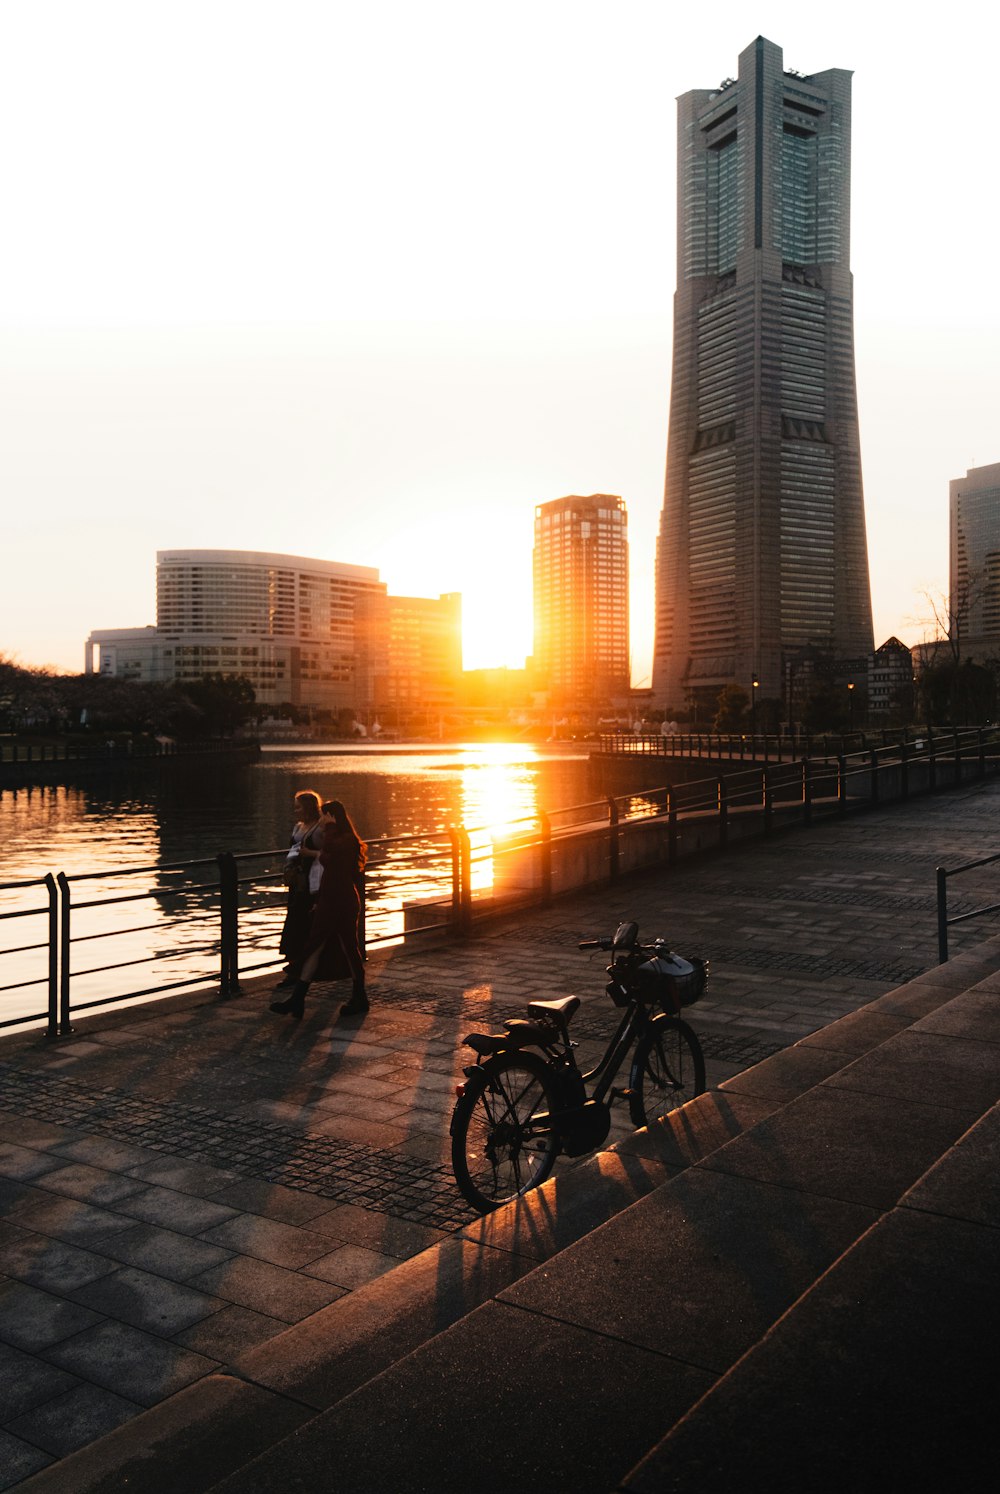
left=18, top=942, right=1000, bottom=1494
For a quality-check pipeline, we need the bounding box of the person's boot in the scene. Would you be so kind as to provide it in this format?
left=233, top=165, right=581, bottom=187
left=271, top=980, right=308, bottom=1018
left=340, top=981, right=369, bottom=1016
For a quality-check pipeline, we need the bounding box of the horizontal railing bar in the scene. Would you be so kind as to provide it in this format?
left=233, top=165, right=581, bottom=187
left=940, top=850, right=1000, bottom=879
left=946, top=901, right=1000, bottom=928
left=69, top=943, right=221, bottom=979
left=0, top=973, right=50, bottom=993
left=0, top=939, right=51, bottom=957
left=67, top=917, right=216, bottom=946
left=69, top=882, right=220, bottom=911
left=67, top=971, right=225, bottom=1012
left=1, top=1007, right=48, bottom=1029
left=62, top=857, right=221, bottom=883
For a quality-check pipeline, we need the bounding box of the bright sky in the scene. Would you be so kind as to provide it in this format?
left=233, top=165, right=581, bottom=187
left=1, top=0, right=997, bottom=687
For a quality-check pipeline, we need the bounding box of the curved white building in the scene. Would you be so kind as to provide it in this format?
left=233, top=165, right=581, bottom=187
left=87, top=549, right=388, bottom=713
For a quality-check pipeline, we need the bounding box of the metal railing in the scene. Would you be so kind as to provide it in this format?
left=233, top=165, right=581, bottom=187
left=4, top=729, right=999, bottom=1032
left=936, top=853, right=1000, bottom=963
left=597, top=724, right=990, bottom=765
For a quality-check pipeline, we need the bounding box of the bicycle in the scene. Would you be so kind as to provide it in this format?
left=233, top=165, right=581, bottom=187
left=450, top=920, right=708, bottom=1212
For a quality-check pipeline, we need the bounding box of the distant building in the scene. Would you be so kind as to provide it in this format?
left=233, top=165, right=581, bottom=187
left=950, top=462, right=1000, bottom=641
left=868, top=637, right=914, bottom=721
left=532, top=494, right=629, bottom=704
left=86, top=548, right=389, bottom=714
left=652, top=36, right=873, bottom=713
left=375, top=593, right=463, bottom=717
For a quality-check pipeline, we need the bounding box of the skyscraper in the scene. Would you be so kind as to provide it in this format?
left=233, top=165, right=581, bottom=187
left=652, top=36, right=873, bottom=712
left=950, top=462, right=1000, bottom=642
left=533, top=494, right=629, bottom=704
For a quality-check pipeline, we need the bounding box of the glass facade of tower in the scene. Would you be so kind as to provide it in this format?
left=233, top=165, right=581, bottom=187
left=653, top=36, right=873, bottom=711
left=950, top=464, right=1000, bottom=640
left=533, top=495, right=629, bottom=703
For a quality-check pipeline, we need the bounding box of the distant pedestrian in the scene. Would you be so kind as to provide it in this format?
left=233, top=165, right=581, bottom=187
left=273, top=791, right=324, bottom=991
left=270, top=799, right=368, bottom=1020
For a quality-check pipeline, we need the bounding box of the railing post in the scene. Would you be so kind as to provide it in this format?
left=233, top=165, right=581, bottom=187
left=953, top=729, right=961, bottom=786
left=763, top=765, right=772, bottom=838
left=607, top=797, right=620, bottom=882
left=666, top=785, right=677, bottom=864
left=45, top=873, right=60, bottom=1040
left=448, top=827, right=463, bottom=932
left=900, top=742, right=909, bottom=800
left=460, top=827, right=472, bottom=930
left=56, top=872, right=74, bottom=1036
left=717, top=776, right=728, bottom=848
left=869, top=748, right=880, bottom=806
left=978, top=728, right=986, bottom=778
left=936, top=866, right=949, bottom=964
left=217, top=852, right=243, bottom=997
left=539, top=811, right=552, bottom=903
left=802, top=758, right=812, bottom=826
left=837, top=754, right=847, bottom=816
left=357, top=866, right=367, bottom=956
left=929, top=732, right=937, bottom=792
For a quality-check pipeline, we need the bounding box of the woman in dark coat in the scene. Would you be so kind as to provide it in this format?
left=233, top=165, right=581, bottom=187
left=270, top=800, right=368, bottom=1020
left=274, top=790, right=324, bottom=989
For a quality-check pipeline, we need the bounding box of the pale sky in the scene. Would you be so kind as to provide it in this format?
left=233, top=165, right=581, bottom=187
left=1, top=0, right=997, bottom=687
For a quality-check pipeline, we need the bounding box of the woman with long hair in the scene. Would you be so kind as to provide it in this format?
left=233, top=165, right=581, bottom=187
left=273, top=790, right=324, bottom=991
left=270, top=799, right=369, bottom=1020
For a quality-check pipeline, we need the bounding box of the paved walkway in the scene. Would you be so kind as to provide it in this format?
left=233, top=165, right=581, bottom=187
left=1, top=780, right=999, bottom=1487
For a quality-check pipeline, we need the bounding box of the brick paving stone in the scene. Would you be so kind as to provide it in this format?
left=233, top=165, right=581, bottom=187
left=69, top=1267, right=226, bottom=1337
left=302, top=1243, right=402, bottom=1289
left=1, top=1226, right=118, bottom=1295
left=172, top=1304, right=288, bottom=1360
left=187, top=1257, right=346, bottom=1323
left=198, top=1215, right=332, bottom=1269
left=9, top=1195, right=134, bottom=1248
left=30, top=1163, right=148, bottom=1209
left=0, top=1429, right=52, bottom=1487
left=5, top=1383, right=142, bottom=1458
left=92, top=1223, right=235, bottom=1281
left=110, top=1184, right=242, bottom=1235
left=0, top=1282, right=103, bottom=1355
left=43, top=1321, right=219, bottom=1406
left=0, top=1343, right=80, bottom=1422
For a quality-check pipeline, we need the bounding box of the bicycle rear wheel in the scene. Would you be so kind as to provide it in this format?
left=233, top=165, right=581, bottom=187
left=451, top=1051, right=560, bottom=1213
left=628, top=1015, right=705, bottom=1128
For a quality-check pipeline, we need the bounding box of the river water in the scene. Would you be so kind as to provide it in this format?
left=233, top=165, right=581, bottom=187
left=0, top=743, right=595, bottom=1024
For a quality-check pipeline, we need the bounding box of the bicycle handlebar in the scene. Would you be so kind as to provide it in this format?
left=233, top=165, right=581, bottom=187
left=578, top=938, right=613, bottom=951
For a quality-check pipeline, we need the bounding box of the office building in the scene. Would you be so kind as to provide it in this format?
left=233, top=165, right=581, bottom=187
left=86, top=548, right=388, bottom=714
left=533, top=494, right=629, bottom=704
left=950, top=462, right=1000, bottom=641
left=375, top=592, right=463, bottom=718
left=652, top=36, right=873, bottom=712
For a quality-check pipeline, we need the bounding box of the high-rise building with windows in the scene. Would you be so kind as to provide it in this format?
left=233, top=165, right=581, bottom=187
left=652, top=36, right=873, bottom=711
left=950, top=463, right=1000, bottom=641
left=533, top=494, right=629, bottom=703
left=86, top=549, right=388, bottom=713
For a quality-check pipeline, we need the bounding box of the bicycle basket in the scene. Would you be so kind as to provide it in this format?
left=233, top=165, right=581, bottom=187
left=638, top=953, right=708, bottom=1010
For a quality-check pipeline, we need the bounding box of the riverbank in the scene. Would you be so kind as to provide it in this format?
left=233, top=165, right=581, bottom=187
left=0, top=740, right=260, bottom=790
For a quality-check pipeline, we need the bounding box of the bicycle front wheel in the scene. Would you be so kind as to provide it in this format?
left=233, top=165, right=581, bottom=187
left=451, top=1051, right=560, bottom=1213
left=628, top=1015, right=705, bottom=1128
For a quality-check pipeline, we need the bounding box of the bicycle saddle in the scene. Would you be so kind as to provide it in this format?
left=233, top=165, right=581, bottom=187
left=526, top=996, right=580, bottom=1021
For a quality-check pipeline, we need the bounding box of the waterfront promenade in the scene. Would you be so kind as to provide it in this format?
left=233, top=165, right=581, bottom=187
left=1, top=778, right=999, bottom=1488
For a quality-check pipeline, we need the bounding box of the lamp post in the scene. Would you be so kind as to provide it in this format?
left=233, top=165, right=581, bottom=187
left=847, top=680, right=855, bottom=736
left=751, top=675, right=759, bottom=740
